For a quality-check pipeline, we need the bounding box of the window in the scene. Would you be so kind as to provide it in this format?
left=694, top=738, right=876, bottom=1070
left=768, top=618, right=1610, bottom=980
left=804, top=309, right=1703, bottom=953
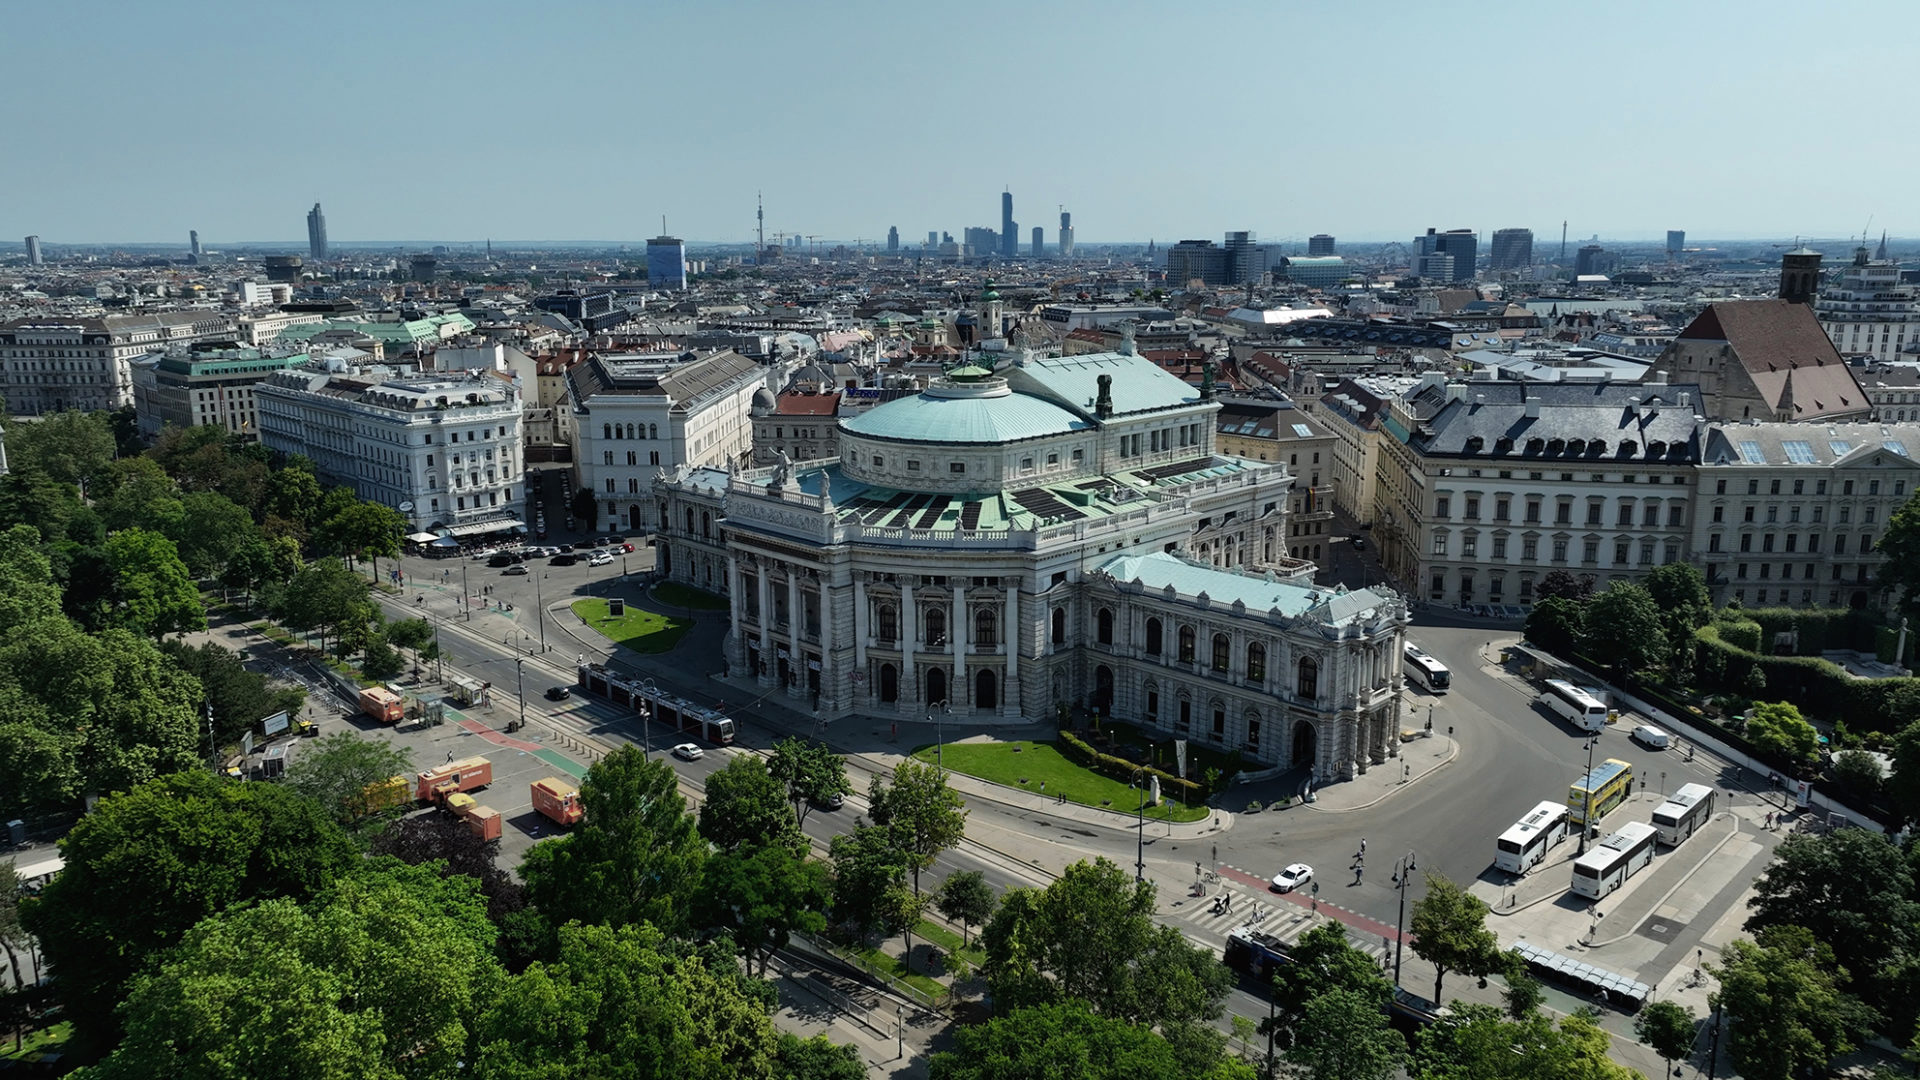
left=1748, top=479, right=1759, bottom=495
left=1097, top=608, right=1114, bottom=645
left=1716, top=478, right=1727, bottom=495
left=1522, top=536, right=1538, bottom=560
left=1613, top=541, right=1629, bottom=564
left=1464, top=496, right=1480, bottom=520
left=1762, top=534, right=1775, bottom=553
left=1145, top=685, right=1159, bottom=721
left=1296, top=657, right=1319, bottom=700
left=1212, top=705, right=1226, bottom=738
left=1709, top=534, right=1722, bottom=552
left=1552, top=539, right=1568, bottom=562
left=907, top=460, right=921, bottom=471
left=1145, top=618, right=1163, bottom=655
left=1766, top=506, right=1779, bottom=524
left=925, top=608, right=946, bottom=645
left=1866, top=507, right=1878, bottom=525
left=1525, top=500, right=1541, bottom=524
left=603, top=450, right=614, bottom=465
left=1247, top=642, right=1266, bottom=681
left=1495, top=497, right=1510, bottom=522
left=975, top=608, right=997, bottom=647
left=1178, top=625, right=1196, bottom=663
left=1492, top=536, right=1507, bottom=558
left=877, top=604, right=898, bottom=644
left=1737, top=563, right=1749, bottom=579
left=1462, top=534, right=1477, bottom=557
left=1643, top=504, right=1659, bottom=526
left=1211, top=633, right=1230, bottom=673
left=1435, top=496, right=1450, bottom=519
left=1432, top=533, right=1448, bottom=556
left=1712, top=505, right=1724, bottom=523
left=1845, top=479, right=1855, bottom=496
left=1840, top=506, right=1852, bottom=524
left=1834, top=535, right=1848, bottom=555
left=1556, top=503, right=1572, bottom=525
left=1640, top=540, right=1655, bottom=565
left=1178, top=697, right=1191, bottom=732
left=1616, top=504, right=1633, bottom=526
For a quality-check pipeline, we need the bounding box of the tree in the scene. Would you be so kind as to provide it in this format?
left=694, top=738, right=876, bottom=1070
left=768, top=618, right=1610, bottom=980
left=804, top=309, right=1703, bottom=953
left=1501, top=961, right=1545, bottom=1020
left=774, top=1032, right=868, bottom=1080
left=1744, top=827, right=1918, bottom=1027
left=81, top=863, right=501, bottom=1080
left=286, top=731, right=415, bottom=826
left=982, top=857, right=1232, bottom=1031
left=220, top=533, right=302, bottom=600
left=1831, top=747, right=1885, bottom=798
left=172, top=491, right=257, bottom=580
left=700, top=841, right=830, bottom=976
left=7, top=409, right=115, bottom=490
left=0, top=862, right=28, bottom=1050
left=1582, top=582, right=1666, bottom=675
left=95, top=456, right=185, bottom=536
left=827, top=819, right=919, bottom=941
left=160, top=639, right=306, bottom=745
left=699, top=753, right=801, bottom=853
left=1712, top=925, right=1879, bottom=1080
left=315, top=500, right=407, bottom=579
left=0, top=523, right=63, bottom=633
left=1745, top=701, right=1821, bottom=767
left=20, top=771, right=359, bottom=1053
left=1407, top=873, right=1503, bottom=1007
left=471, top=921, right=782, bottom=1080
left=1888, top=717, right=1920, bottom=826
left=360, top=634, right=405, bottom=680
left=369, top=812, right=528, bottom=924
left=262, top=462, right=323, bottom=537
left=868, top=759, right=968, bottom=895
left=385, top=616, right=436, bottom=676
left=1644, top=562, right=1712, bottom=673
left=1876, top=491, right=1920, bottom=619
left=935, top=869, right=997, bottom=947
left=1413, top=1002, right=1638, bottom=1080
left=1269, top=921, right=1394, bottom=1047
left=767, top=736, right=853, bottom=829
left=1535, top=569, right=1595, bottom=603
left=518, top=745, right=707, bottom=933
left=569, top=486, right=598, bottom=524
left=1286, top=988, right=1407, bottom=1080
left=269, top=557, right=371, bottom=654
left=1524, top=595, right=1585, bottom=657
left=1634, top=1000, right=1697, bottom=1080
left=928, top=1000, right=1253, bottom=1080
left=101, top=527, right=204, bottom=640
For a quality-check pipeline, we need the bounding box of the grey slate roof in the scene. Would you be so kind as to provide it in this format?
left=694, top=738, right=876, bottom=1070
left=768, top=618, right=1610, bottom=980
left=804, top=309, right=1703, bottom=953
left=1409, top=381, right=1705, bottom=465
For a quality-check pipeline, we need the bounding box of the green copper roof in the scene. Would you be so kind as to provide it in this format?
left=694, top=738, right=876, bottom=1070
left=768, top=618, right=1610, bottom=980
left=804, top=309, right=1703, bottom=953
left=1097, top=551, right=1392, bottom=624
left=840, top=385, right=1092, bottom=444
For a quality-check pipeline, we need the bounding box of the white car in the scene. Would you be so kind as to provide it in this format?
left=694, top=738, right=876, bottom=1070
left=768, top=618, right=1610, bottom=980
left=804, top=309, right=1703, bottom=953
left=671, top=743, right=704, bottom=761
left=1271, top=863, right=1314, bottom=893
left=589, top=552, right=614, bottom=567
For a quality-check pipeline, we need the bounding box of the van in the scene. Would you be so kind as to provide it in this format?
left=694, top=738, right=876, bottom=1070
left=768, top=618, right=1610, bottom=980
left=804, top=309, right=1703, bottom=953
left=1631, top=724, right=1671, bottom=750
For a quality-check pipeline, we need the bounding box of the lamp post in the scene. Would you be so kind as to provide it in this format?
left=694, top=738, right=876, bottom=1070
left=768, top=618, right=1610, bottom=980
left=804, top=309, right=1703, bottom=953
left=636, top=677, right=659, bottom=757
left=1576, top=736, right=1600, bottom=855
left=1131, top=767, right=1148, bottom=882
left=514, top=657, right=526, bottom=733
left=534, top=571, right=547, bottom=652
left=461, top=562, right=471, bottom=621
left=1390, top=851, right=1417, bottom=986
left=929, top=700, right=951, bottom=768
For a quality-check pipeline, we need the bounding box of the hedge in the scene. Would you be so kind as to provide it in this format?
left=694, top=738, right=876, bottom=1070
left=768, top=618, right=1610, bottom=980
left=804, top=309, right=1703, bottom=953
left=1058, top=730, right=1204, bottom=802
left=1693, top=623, right=1920, bottom=734
left=1728, top=606, right=1884, bottom=655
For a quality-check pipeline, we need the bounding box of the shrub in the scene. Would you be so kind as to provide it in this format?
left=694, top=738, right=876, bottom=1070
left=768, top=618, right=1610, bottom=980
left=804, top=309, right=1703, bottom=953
left=1057, top=731, right=1202, bottom=802
left=1716, top=618, right=1764, bottom=654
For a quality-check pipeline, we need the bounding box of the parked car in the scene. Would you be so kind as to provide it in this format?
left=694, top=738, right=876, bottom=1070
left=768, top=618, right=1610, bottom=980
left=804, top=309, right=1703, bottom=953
left=671, top=743, right=705, bottom=761
left=557, top=544, right=574, bottom=553
left=621, top=542, right=636, bottom=553
left=502, top=565, right=529, bottom=576
left=544, top=685, right=571, bottom=701
left=550, top=554, right=578, bottom=566
left=607, top=535, right=626, bottom=545
left=1631, top=724, right=1672, bottom=750
left=487, top=554, right=520, bottom=567
left=589, top=552, right=614, bottom=567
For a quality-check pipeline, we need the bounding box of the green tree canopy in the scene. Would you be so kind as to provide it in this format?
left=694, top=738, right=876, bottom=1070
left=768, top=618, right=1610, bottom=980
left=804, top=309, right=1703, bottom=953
left=1286, top=987, right=1408, bottom=1080
left=1413, top=1002, right=1638, bottom=1080
left=772, top=1032, right=868, bottom=1080
left=1407, top=873, right=1503, bottom=1007
left=1269, top=921, right=1394, bottom=1048
left=826, top=818, right=918, bottom=941
left=0, top=522, right=64, bottom=633
left=698, top=753, right=801, bottom=854
left=982, top=857, right=1232, bottom=1031
left=20, top=771, right=359, bottom=1053
left=101, top=527, right=204, bottom=639
left=1876, top=492, right=1920, bottom=618
left=1745, top=701, right=1821, bottom=767
left=1643, top=562, right=1713, bottom=672
left=699, top=841, right=830, bottom=976
left=315, top=500, right=406, bottom=577
left=1887, top=717, right=1920, bottom=826
left=81, top=861, right=501, bottom=1080
left=8, top=409, right=116, bottom=490
left=160, top=639, right=306, bottom=746
left=519, top=746, right=706, bottom=933
left=471, top=921, right=781, bottom=1080
left=867, top=759, right=968, bottom=895
left=285, top=731, right=415, bottom=826
left=173, top=491, right=258, bottom=580
left=95, top=456, right=185, bottom=537
left=268, top=558, right=371, bottom=653
left=767, top=736, right=853, bottom=830
left=934, top=869, right=997, bottom=948
left=929, top=1000, right=1253, bottom=1080
left=1712, top=925, right=1879, bottom=1080
left=1634, top=999, right=1697, bottom=1080
left=368, top=813, right=529, bottom=925
left=1582, top=582, right=1667, bottom=675
left=1524, top=595, right=1585, bottom=657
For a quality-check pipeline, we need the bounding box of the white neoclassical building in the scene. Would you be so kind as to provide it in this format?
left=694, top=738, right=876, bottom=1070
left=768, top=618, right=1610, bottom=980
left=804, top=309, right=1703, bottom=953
left=661, top=346, right=1409, bottom=782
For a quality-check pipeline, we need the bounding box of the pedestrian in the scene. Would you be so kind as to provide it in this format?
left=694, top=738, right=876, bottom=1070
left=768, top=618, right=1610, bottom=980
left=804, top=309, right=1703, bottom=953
left=1360, top=837, right=1367, bottom=854
left=1353, top=866, right=1363, bottom=885
left=446, top=750, right=454, bottom=763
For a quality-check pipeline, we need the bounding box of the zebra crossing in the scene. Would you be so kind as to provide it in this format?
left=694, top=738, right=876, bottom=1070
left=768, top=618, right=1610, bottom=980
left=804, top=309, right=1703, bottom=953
left=1163, top=870, right=1396, bottom=967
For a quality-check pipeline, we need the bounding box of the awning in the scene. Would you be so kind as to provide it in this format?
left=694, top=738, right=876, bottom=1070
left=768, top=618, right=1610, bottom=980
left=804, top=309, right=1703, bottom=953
left=406, top=532, right=440, bottom=543
left=439, top=519, right=526, bottom=538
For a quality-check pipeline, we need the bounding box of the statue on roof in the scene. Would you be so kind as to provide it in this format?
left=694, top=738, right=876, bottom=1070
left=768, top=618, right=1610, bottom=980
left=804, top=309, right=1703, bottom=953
left=770, top=449, right=792, bottom=492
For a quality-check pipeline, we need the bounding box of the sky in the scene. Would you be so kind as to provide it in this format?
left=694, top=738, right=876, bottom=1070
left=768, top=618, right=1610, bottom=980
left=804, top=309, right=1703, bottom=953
left=9, top=0, right=1917, bottom=247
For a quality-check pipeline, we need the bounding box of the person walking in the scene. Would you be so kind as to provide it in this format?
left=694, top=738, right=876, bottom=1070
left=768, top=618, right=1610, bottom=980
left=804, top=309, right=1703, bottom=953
left=1360, top=837, right=1367, bottom=855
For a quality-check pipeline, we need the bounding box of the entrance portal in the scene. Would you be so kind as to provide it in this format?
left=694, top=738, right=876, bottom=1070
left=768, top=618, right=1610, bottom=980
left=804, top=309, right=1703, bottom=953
left=926, top=666, right=947, bottom=706
left=975, top=668, right=997, bottom=710
left=1291, top=719, right=1317, bottom=766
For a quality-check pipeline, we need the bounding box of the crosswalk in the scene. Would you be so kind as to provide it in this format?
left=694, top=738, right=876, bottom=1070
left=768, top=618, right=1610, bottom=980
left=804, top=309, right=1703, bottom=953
left=1161, top=868, right=1398, bottom=968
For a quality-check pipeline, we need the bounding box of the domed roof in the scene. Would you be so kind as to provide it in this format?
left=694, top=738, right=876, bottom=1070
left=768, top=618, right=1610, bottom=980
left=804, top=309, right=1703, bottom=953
left=841, top=378, right=1091, bottom=445
left=750, top=386, right=776, bottom=414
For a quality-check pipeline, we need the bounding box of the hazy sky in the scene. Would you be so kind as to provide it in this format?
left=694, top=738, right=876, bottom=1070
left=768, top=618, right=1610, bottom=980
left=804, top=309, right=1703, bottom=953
left=10, top=0, right=1915, bottom=246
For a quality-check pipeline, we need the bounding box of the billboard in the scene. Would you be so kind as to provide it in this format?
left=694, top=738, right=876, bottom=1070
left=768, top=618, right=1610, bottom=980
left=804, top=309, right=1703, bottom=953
left=262, top=711, right=290, bottom=736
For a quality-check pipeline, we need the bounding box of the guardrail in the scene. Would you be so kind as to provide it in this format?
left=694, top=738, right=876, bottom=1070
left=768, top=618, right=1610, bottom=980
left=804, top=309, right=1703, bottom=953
left=794, top=931, right=951, bottom=1013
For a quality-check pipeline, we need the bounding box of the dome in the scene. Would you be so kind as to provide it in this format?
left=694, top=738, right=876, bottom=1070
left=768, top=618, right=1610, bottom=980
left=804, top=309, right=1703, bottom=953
left=840, top=378, right=1091, bottom=445
left=750, top=386, right=776, bottom=415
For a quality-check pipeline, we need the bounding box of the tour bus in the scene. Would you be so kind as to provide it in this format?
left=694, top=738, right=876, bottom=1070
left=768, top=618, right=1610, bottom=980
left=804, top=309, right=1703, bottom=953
left=1570, top=821, right=1659, bottom=899
left=1494, top=800, right=1572, bottom=874
left=1568, top=758, right=1634, bottom=825
left=1650, top=783, right=1718, bottom=847
left=1403, top=642, right=1452, bottom=693
left=1539, top=678, right=1610, bottom=732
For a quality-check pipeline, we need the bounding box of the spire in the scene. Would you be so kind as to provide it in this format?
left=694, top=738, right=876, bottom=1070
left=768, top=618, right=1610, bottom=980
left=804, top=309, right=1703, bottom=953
left=1878, top=230, right=1890, bottom=261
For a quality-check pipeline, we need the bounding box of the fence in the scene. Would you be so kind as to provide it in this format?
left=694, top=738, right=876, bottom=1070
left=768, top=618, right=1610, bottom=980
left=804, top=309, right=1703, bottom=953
left=794, top=931, right=951, bottom=1013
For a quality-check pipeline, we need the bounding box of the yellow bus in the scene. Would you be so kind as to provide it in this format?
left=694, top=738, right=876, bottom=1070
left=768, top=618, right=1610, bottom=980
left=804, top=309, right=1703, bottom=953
left=1568, top=758, right=1633, bottom=825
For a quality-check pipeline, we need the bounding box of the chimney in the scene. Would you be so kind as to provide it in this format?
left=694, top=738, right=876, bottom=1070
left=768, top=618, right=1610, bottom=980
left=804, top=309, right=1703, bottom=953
left=1445, top=381, right=1467, bottom=403
left=1523, top=397, right=1541, bottom=419
left=1649, top=370, right=1668, bottom=387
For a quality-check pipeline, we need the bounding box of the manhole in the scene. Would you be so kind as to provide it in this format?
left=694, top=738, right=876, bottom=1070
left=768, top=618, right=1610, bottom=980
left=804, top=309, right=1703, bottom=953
left=1639, top=917, right=1685, bottom=944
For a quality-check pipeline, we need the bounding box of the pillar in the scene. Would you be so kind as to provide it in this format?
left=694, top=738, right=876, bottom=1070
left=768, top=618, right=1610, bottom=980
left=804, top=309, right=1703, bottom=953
left=853, top=576, right=868, bottom=676
left=756, top=565, right=774, bottom=687
left=952, top=584, right=968, bottom=708
left=727, top=554, right=743, bottom=659
left=1003, top=584, right=1021, bottom=717
left=902, top=583, right=917, bottom=702
left=819, top=574, right=835, bottom=709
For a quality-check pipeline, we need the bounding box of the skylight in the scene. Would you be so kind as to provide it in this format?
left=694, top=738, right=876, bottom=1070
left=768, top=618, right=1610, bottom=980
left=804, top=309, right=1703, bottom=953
left=1888, top=440, right=1909, bottom=457
left=1291, top=424, right=1314, bottom=438
left=1781, top=440, right=1815, bottom=463
left=1830, top=440, right=1853, bottom=456
left=1738, top=440, right=1766, bottom=464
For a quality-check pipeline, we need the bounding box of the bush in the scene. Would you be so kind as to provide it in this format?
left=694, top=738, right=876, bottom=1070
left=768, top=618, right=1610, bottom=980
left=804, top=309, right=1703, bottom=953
left=1057, top=730, right=1202, bottom=802
left=1716, top=618, right=1764, bottom=654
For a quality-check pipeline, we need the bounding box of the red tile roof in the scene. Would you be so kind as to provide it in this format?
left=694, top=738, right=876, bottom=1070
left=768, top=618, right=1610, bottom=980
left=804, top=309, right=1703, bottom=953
left=1678, top=300, right=1867, bottom=420
left=773, top=390, right=841, bottom=416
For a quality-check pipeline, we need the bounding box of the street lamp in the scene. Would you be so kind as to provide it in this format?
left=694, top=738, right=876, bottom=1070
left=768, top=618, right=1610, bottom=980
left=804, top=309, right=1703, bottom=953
left=1576, top=736, right=1600, bottom=855
left=461, top=563, right=471, bottom=621
left=514, top=657, right=527, bottom=733
left=534, top=570, right=547, bottom=652
left=1130, top=767, right=1149, bottom=882
left=929, top=700, right=951, bottom=768
left=636, top=677, right=659, bottom=757
left=1390, top=851, right=1417, bottom=986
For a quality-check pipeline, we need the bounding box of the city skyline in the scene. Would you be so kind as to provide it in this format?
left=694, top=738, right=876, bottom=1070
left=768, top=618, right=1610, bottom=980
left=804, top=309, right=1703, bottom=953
left=8, top=0, right=1917, bottom=245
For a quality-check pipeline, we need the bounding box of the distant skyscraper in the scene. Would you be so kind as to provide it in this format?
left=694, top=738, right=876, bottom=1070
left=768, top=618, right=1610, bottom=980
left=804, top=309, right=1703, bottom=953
left=189, top=230, right=201, bottom=260
left=1428, top=228, right=1477, bottom=281
left=24, top=236, right=42, bottom=266
left=887, top=226, right=899, bottom=253
left=409, top=255, right=436, bottom=284
left=306, top=203, right=328, bottom=261
left=1307, top=234, right=1336, bottom=256
left=1031, top=226, right=1044, bottom=257
left=927, top=231, right=939, bottom=248
left=1666, top=230, right=1686, bottom=259
left=1489, top=228, right=1532, bottom=270
left=1416, top=251, right=1454, bottom=280
left=1000, top=190, right=1017, bottom=259
left=1575, top=245, right=1606, bottom=276
left=647, top=235, right=688, bottom=289
left=1058, top=210, right=1074, bottom=258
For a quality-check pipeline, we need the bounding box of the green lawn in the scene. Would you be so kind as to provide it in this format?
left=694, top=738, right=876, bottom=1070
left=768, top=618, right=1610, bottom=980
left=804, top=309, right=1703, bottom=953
left=0, top=1021, right=70, bottom=1060
left=850, top=941, right=948, bottom=998
left=570, top=598, right=692, bottom=654
left=915, top=918, right=986, bottom=970
left=653, top=581, right=730, bottom=611
left=915, top=740, right=1210, bottom=823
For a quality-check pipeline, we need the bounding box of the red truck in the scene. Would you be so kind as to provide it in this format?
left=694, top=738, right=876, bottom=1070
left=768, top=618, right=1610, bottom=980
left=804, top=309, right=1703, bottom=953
left=442, top=792, right=502, bottom=841
left=359, top=687, right=405, bottom=724
left=531, top=777, right=584, bottom=826
left=414, top=756, right=494, bottom=804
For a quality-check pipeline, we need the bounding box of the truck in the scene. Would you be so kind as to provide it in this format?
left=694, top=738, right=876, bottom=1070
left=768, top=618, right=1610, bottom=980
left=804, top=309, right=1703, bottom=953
left=359, top=686, right=405, bottom=724
left=442, top=792, right=503, bottom=841
left=531, top=777, right=584, bottom=826
left=358, top=774, right=409, bottom=816
left=414, top=756, right=494, bottom=804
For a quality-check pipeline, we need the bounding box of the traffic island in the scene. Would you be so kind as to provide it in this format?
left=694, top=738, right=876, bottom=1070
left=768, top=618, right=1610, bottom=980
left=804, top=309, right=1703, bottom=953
left=569, top=597, right=692, bottom=654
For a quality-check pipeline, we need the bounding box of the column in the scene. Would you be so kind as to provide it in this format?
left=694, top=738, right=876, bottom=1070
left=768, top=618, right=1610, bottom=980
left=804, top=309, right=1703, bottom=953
left=951, top=584, right=967, bottom=708
left=853, top=576, right=868, bottom=674
left=727, top=555, right=743, bottom=644
left=756, top=565, right=774, bottom=687
left=1003, top=584, right=1021, bottom=718
left=787, top=570, right=802, bottom=692
left=818, top=576, right=835, bottom=709
left=901, top=583, right=917, bottom=702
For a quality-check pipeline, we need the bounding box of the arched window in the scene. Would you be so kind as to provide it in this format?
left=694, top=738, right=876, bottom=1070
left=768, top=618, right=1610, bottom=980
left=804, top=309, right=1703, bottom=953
left=603, top=423, right=612, bottom=440
left=625, top=423, right=635, bottom=440
left=1178, top=625, right=1196, bottom=663
left=685, top=508, right=695, bottom=533
left=650, top=423, right=658, bottom=440
left=1145, top=618, right=1163, bottom=656
left=877, top=603, right=898, bottom=645
left=879, top=663, right=898, bottom=703
left=701, top=511, right=711, bottom=538
left=1096, top=607, right=1114, bottom=645
left=974, top=608, right=997, bottom=647
left=975, top=668, right=997, bottom=710
left=1211, top=633, right=1230, bottom=673
left=1264, top=527, right=1275, bottom=563
left=1051, top=606, right=1066, bottom=644
left=1296, top=656, right=1319, bottom=700
left=1246, top=642, right=1266, bottom=682
left=925, top=666, right=946, bottom=705
left=926, top=607, right=947, bottom=646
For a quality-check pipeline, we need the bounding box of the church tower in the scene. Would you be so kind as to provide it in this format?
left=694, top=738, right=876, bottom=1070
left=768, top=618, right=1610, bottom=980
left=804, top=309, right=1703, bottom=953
left=1778, top=247, right=1823, bottom=304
